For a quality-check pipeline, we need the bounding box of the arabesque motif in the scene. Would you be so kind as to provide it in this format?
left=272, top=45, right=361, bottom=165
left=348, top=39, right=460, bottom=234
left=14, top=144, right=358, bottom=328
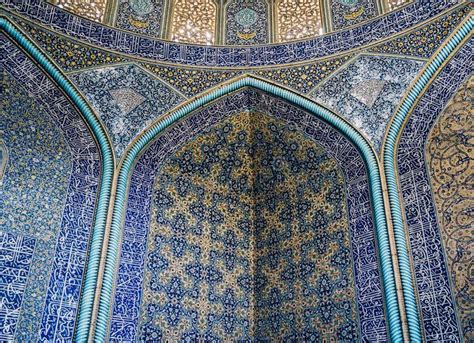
left=426, top=76, right=474, bottom=340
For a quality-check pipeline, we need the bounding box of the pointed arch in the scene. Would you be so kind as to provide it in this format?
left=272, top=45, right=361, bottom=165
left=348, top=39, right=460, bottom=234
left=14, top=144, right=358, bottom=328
left=382, top=16, right=473, bottom=343
left=94, top=74, right=403, bottom=341
left=0, top=17, right=115, bottom=342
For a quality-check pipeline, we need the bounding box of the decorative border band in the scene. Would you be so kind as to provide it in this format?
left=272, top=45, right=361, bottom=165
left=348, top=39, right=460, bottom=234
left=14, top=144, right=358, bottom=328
left=382, top=16, right=473, bottom=343
left=0, top=18, right=115, bottom=343
left=94, top=75, right=403, bottom=342
left=1, top=0, right=456, bottom=67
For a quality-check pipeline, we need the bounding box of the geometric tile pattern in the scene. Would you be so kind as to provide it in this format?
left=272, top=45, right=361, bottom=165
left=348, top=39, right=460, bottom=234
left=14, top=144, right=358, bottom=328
left=70, top=64, right=184, bottom=158
left=3, top=0, right=455, bottom=66
left=311, top=54, right=423, bottom=151
left=141, top=64, right=242, bottom=97
left=426, top=75, right=473, bottom=341
left=397, top=39, right=473, bottom=342
left=1, top=34, right=101, bottom=341
left=0, top=232, right=35, bottom=342
left=109, top=88, right=388, bottom=341
left=139, top=112, right=358, bottom=340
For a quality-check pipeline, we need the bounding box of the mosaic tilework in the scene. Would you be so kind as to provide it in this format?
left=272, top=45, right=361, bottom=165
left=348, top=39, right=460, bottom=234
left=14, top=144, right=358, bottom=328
left=3, top=0, right=455, bottom=66
left=70, top=64, right=184, bottom=157
left=329, top=0, right=378, bottom=30
left=17, top=21, right=128, bottom=72
left=0, top=232, right=35, bottom=341
left=311, top=54, right=423, bottom=151
left=426, top=75, right=473, bottom=341
left=143, top=55, right=351, bottom=97
left=1, top=34, right=100, bottom=341
left=252, top=55, right=353, bottom=94
left=225, top=0, right=268, bottom=45
left=142, top=64, right=242, bottom=97
left=109, top=89, right=388, bottom=341
left=115, top=0, right=164, bottom=37
left=369, top=4, right=472, bottom=59
left=397, top=39, right=473, bottom=342
left=139, top=112, right=358, bottom=340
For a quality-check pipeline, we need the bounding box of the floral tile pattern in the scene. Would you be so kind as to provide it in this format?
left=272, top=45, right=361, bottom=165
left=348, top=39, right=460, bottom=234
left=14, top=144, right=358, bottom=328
left=70, top=64, right=185, bottom=158
left=311, top=54, right=424, bottom=151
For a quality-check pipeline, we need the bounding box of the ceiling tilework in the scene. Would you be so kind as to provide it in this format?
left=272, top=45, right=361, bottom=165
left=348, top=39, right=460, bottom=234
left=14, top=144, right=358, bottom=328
left=3, top=0, right=456, bottom=66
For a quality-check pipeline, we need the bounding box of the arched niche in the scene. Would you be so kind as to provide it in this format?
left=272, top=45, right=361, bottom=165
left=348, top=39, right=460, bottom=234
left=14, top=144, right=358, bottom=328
left=107, top=87, right=390, bottom=341
left=0, top=34, right=103, bottom=341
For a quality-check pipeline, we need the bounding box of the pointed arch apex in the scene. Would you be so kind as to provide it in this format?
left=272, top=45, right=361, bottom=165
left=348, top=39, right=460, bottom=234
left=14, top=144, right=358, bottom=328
left=95, top=70, right=404, bottom=342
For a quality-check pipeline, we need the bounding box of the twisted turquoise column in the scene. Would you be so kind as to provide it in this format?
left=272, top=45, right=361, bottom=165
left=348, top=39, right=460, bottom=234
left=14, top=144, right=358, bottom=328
left=382, top=17, right=473, bottom=343
left=0, top=17, right=115, bottom=342
left=94, top=76, right=403, bottom=342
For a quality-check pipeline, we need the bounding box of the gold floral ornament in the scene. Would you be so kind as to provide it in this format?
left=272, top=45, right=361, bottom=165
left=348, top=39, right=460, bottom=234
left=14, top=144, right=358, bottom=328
left=48, top=0, right=108, bottom=22
left=426, top=75, right=473, bottom=338
left=171, top=0, right=217, bottom=44
left=277, top=0, right=322, bottom=42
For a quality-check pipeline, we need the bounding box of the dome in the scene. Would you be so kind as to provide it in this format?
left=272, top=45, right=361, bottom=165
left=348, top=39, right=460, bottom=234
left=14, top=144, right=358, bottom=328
left=49, top=0, right=411, bottom=45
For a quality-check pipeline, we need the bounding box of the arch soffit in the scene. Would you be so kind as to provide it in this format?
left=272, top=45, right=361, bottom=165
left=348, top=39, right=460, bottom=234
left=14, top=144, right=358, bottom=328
left=0, top=17, right=115, bottom=343
left=94, top=73, right=403, bottom=341
left=381, top=16, right=473, bottom=343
